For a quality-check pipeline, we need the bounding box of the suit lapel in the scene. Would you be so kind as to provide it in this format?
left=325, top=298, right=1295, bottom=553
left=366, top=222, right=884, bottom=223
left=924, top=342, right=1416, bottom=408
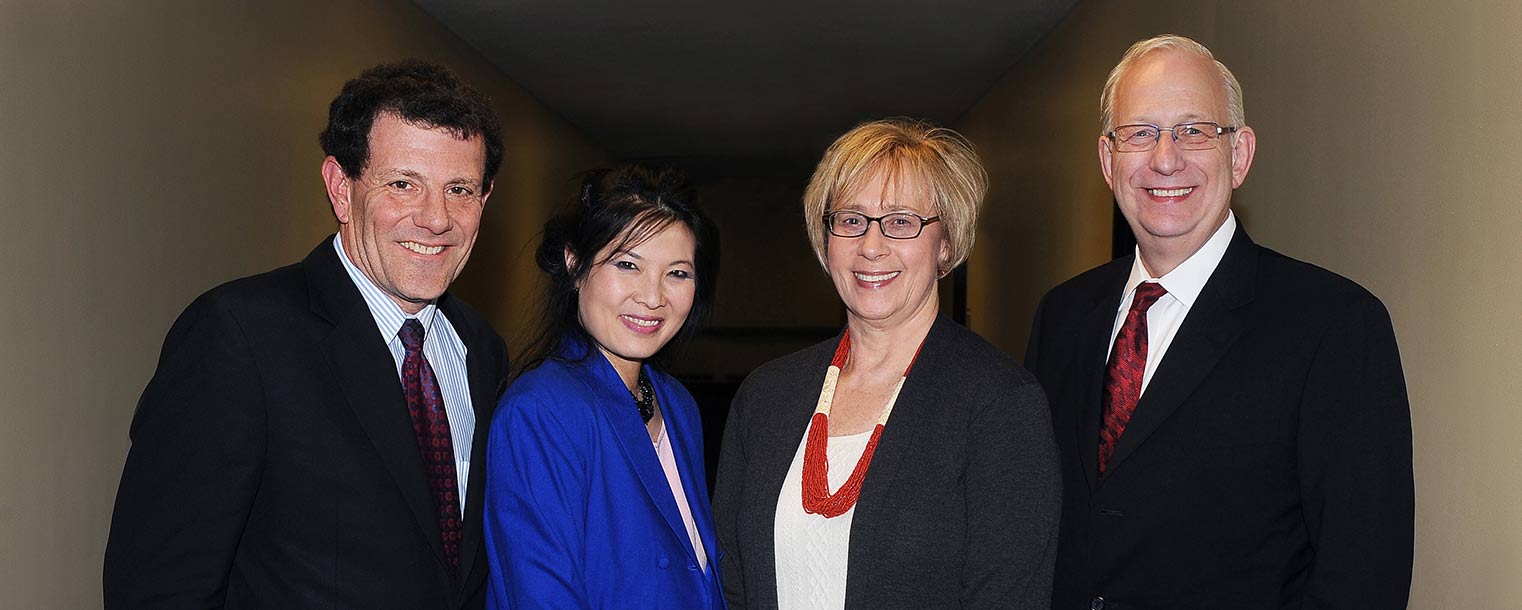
left=1105, top=227, right=1258, bottom=475
left=304, top=243, right=447, bottom=569
left=1076, top=262, right=1132, bottom=492
left=440, top=294, right=499, bottom=590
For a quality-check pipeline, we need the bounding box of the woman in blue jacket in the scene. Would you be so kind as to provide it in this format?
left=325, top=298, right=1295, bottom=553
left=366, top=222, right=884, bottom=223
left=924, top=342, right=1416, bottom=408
left=485, top=164, right=723, bottom=609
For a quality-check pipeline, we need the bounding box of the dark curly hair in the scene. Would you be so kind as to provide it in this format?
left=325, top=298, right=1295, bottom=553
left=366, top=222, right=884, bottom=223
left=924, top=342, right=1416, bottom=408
left=318, top=60, right=503, bottom=187
left=517, top=164, right=720, bottom=377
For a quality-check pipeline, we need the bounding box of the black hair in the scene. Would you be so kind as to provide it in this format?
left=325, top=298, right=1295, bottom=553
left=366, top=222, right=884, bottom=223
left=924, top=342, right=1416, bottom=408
left=318, top=60, right=503, bottom=188
left=516, top=164, right=720, bottom=378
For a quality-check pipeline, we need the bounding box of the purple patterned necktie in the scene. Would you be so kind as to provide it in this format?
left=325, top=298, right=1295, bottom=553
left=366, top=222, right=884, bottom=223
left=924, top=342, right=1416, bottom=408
left=399, top=319, right=461, bottom=572
left=1099, top=282, right=1168, bottom=476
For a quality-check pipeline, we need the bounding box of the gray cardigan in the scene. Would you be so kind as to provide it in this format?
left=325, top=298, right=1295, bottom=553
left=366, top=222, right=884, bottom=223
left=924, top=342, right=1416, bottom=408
left=713, top=316, right=1061, bottom=609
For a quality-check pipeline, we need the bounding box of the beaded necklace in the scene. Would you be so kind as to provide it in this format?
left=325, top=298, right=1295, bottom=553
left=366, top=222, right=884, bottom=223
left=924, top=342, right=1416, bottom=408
left=630, top=368, right=656, bottom=423
left=801, top=329, right=924, bottom=518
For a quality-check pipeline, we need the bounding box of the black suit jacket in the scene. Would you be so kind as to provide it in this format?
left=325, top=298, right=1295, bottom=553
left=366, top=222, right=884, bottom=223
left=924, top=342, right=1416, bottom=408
left=715, top=316, right=1062, bottom=610
left=1025, top=225, right=1414, bottom=610
left=104, top=239, right=508, bottom=610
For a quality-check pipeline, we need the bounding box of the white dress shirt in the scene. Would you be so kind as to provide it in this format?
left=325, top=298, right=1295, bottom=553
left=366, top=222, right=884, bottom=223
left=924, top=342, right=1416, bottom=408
left=334, top=236, right=475, bottom=515
left=1107, top=211, right=1237, bottom=396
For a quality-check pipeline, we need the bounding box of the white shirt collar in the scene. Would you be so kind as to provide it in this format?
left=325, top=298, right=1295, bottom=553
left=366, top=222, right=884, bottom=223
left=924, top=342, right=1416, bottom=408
left=1122, top=210, right=1236, bottom=309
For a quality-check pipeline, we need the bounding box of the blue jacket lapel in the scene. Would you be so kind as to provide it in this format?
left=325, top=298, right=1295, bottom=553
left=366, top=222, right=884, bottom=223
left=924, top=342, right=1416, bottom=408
left=651, top=372, right=722, bottom=573
left=579, top=351, right=697, bottom=566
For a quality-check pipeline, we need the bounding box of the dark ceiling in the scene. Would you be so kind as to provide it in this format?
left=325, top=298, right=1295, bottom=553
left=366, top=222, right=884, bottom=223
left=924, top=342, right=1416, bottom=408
left=413, top=0, right=1077, bottom=162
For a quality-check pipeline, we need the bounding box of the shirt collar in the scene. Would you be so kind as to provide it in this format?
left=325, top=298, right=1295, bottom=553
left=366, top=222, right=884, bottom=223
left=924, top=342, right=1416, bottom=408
left=1122, top=210, right=1236, bottom=309
left=332, top=235, right=438, bottom=343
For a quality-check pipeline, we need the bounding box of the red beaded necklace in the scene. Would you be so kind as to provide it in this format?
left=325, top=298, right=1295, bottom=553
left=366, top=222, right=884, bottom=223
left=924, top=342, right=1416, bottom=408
left=801, top=329, right=924, bottom=518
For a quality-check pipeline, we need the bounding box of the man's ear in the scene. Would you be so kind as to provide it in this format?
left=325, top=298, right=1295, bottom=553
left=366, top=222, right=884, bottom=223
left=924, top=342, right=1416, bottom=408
left=1229, top=126, right=1257, bottom=189
left=1098, top=135, right=1117, bottom=190
left=322, top=156, right=353, bottom=223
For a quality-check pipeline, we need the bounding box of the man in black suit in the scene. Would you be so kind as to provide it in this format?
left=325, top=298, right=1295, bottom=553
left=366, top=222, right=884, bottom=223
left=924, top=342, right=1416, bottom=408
left=104, top=61, right=508, bottom=610
left=1025, top=35, right=1414, bottom=610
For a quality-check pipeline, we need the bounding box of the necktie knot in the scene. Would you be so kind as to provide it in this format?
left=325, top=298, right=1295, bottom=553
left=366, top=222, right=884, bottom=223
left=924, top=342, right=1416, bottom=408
left=1130, top=282, right=1168, bottom=314
left=400, top=319, right=425, bottom=354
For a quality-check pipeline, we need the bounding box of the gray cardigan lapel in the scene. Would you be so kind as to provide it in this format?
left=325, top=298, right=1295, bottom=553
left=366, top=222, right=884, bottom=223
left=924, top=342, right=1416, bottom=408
left=743, top=335, right=838, bottom=610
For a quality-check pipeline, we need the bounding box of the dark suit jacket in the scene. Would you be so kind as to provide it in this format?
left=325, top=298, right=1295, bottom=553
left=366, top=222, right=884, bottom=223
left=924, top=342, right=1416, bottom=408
left=715, top=316, right=1061, bottom=610
left=104, top=239, right=509, bottom=610
left=1025, top=225, right=1414, bottom=610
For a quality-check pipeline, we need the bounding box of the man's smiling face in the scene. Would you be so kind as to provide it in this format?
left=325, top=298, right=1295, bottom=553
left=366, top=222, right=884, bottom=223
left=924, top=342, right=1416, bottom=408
left=328, top=113, right=490, bottom=313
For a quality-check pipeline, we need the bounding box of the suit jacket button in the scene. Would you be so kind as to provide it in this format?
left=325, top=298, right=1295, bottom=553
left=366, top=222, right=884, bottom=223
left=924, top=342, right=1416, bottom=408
left=1091, top=596, right=1105, bottom=610
left=658, top=556, right=671, bottom=569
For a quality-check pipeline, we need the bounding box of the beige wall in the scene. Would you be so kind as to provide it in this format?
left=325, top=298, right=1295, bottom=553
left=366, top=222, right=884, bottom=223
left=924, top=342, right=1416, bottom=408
left=0, top=1, right=605, bottom=607
left=958, top=1, right=1522, bottom=607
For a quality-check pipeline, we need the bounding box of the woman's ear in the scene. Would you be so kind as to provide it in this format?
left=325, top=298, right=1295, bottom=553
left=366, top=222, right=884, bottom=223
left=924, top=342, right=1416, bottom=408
left=937, top=237, right=954, bottom=278
left=564, top=246, right=580, bottom=290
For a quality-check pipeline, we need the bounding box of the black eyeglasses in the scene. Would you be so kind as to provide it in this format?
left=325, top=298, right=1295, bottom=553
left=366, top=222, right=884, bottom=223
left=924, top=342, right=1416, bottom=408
left=824, top=210, right=940, bottom=239
left=1105, top=121, right=1238, bottom=152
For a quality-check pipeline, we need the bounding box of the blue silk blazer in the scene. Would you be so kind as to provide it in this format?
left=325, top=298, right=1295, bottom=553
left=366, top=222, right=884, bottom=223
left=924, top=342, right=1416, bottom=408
left=484, top=341, right=724, bottom=610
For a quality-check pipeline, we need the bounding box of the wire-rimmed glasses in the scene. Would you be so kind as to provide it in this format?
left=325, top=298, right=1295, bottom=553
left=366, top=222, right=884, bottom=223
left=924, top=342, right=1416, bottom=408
left=1105, top=121, right=1238, bottom=152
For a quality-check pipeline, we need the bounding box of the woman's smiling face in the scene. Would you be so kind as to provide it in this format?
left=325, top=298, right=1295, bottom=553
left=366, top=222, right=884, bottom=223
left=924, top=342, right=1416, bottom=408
left=575, top=222, right=698, bottom=386
left=825, top=167, right=947, bottom=329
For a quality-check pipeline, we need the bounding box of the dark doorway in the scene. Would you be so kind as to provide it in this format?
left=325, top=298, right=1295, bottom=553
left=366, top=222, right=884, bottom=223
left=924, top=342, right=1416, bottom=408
left=1112, top=199, right=1136, bottom=260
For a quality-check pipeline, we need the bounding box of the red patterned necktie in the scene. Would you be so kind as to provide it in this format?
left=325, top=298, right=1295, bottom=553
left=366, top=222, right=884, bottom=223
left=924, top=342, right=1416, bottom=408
left=1099, top=282, right=1168, bottom=476
left=399, top=319, right=461, bottom=572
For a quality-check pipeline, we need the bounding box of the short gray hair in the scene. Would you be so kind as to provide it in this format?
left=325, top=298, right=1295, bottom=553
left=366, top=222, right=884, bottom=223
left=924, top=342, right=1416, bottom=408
left=1100, top=34, right=1246, bottom=134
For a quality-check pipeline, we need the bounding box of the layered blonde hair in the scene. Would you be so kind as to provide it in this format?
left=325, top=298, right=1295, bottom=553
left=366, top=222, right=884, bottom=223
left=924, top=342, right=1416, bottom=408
left=1100, top=34, right=1246, bottom=134
left=802, top=118, right=987, bottom=275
